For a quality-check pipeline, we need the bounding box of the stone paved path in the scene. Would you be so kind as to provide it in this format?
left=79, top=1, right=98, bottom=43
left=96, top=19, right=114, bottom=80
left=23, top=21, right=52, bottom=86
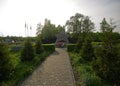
left=20, top=48, right=75, bottom=86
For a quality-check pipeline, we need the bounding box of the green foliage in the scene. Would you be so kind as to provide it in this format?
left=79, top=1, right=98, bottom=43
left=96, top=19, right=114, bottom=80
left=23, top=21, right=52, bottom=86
left=66, top=13, right=94, bottom=38
left=91, top=32, right=102, bottom=42
left=66, top=13, right=84, bottom=35
left=42, top=23, right=55, bottom=39
left=35, top=36, right=43, bottom=54
left=21, top=38, right=35, bottom=61
left=82, top=16, right=95, bottom=33
left=38, top=19, right=64, bottom=43
left=69, top=52, right=112, bottom=86
left=36, top=23, right=43, bottom=36
left=80, top=36, right=94, bottom=61
left=56, top=25, right=64, bottom=33
left=69, top=53, right=83, bottom=66
left=76, top=66, right=102, bottom=86
left=93, top=18, right=120, bottom=85
left=0, top=43, right=13, bottom=81
left=76, top=36, right=83, bottom=53
left=0, top=43, right=52, bottom=86
left=93, top=44, right=120, bottom=84
left=42, top=44, right=55, bottom=53
left=100, top=18, right=116, bottom=32
left=67, top=44, right=76, bottom=52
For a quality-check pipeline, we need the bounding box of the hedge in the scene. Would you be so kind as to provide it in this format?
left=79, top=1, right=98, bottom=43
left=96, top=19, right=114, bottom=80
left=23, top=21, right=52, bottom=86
left=42, top=44, right=55, bottom=53
left=67, top=42, right=104, bottom=52
left=67, top=44, right=77, bottom=52
left=92, top=42, right=103, bottom=46
left=10, top=46, right=22, bottom=52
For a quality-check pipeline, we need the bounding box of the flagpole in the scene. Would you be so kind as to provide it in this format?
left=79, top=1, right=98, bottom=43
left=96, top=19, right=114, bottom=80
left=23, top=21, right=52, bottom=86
left=25, top=22, right=26, bottom=37
left=27, top=24, right=29, bottom=37
left=30, top=26, right=32, bottom=36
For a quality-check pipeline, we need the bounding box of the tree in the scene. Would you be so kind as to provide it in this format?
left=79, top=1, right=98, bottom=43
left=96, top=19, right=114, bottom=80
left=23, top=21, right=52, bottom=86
left=36, top=23, right=43, bottom=36
left=93, top=18, right=120, bottom=85
left=66, top=13, right=84, bottom=36
left=41, top=19, right=57, bottom=39
left=82, top=16, right=95, bottom=33
left=0, top=43, right=13, bottom=81
left=56, top=25, right=64, bottom=33
left=66, top=13, right=95, bottom=46
left=40, top=19, right=60, bottom=43
left=74, top=15, right=95, bottom=52
left=21, top=38, right=35, bottom=61
left=100, top=18, right=116, bottom=32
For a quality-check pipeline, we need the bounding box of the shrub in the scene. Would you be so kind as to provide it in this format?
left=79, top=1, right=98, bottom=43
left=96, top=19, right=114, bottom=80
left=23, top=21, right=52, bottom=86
left=80, top=37, right=94, bottom=61
left=85, top=74, right=102, bottom=86
left=69, top=53, right=81, bottom=66
left=93, top=45, right=120, bottom=85
left=0, top=43, right=13, bottom=81
left=42, top=44, right=55, bottom=53
left=35, top=37, right=43, bottom=54
left=21, top=38, right=35, bottom=61
left=69, top=52, right=112, bottom=86
left=67, top=44, right=76, bottom=52
left=93, top=32, right=120, bottom=85
left=75, top=36, right=83, bottom=53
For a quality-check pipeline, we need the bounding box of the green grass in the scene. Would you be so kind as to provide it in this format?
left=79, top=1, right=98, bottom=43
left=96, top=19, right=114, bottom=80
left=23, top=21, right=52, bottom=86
left=69, top=52, right=112, bottom=86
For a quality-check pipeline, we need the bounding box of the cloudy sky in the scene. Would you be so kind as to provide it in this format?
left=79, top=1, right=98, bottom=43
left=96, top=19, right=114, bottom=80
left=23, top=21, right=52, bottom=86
left=0, top=0, right=120, bottom=36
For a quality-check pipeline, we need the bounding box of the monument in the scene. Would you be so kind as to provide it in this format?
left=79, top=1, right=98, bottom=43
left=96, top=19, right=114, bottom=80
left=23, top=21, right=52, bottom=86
left=55, top=29, right=69, bottom=47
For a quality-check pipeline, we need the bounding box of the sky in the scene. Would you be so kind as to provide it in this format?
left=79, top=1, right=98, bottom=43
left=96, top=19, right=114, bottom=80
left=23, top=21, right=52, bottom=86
left=0, top=0, right=120, bottom=37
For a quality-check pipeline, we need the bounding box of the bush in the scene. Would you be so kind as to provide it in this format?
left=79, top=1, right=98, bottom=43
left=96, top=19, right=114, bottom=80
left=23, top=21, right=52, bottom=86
left=0, top=43, right=13, bottom=81
left=21, top=38, right=35, bottom=61
left=80, top=37, right=94, bottom=61
left=69, top=53, right=81, bottom=66
left=93, top=45, right=120, bottom=85
left=35, top=37, right=43, bottom=54
left=93, top=32, right=120, bottom=85
left=67, top=44, right=76, bottom=52
left=75, top=36, right=84, bottom=53
left=69, top=52, right=113, bottom=86
left=42, top=44, right=55, bottom=53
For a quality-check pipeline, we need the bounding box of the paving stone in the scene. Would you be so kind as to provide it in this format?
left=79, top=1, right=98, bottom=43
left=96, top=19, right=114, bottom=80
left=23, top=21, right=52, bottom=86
left=20, top=48, right=75, bottom=86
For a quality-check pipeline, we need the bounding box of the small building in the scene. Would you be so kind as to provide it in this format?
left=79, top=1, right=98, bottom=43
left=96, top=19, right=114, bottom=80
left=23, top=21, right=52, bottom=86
left=55, top=29, right=69, bottom=47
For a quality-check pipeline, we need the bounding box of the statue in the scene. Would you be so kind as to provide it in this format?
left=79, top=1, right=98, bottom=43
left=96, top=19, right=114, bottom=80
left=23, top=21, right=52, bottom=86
left=55, top=29, right=69, bottom=47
